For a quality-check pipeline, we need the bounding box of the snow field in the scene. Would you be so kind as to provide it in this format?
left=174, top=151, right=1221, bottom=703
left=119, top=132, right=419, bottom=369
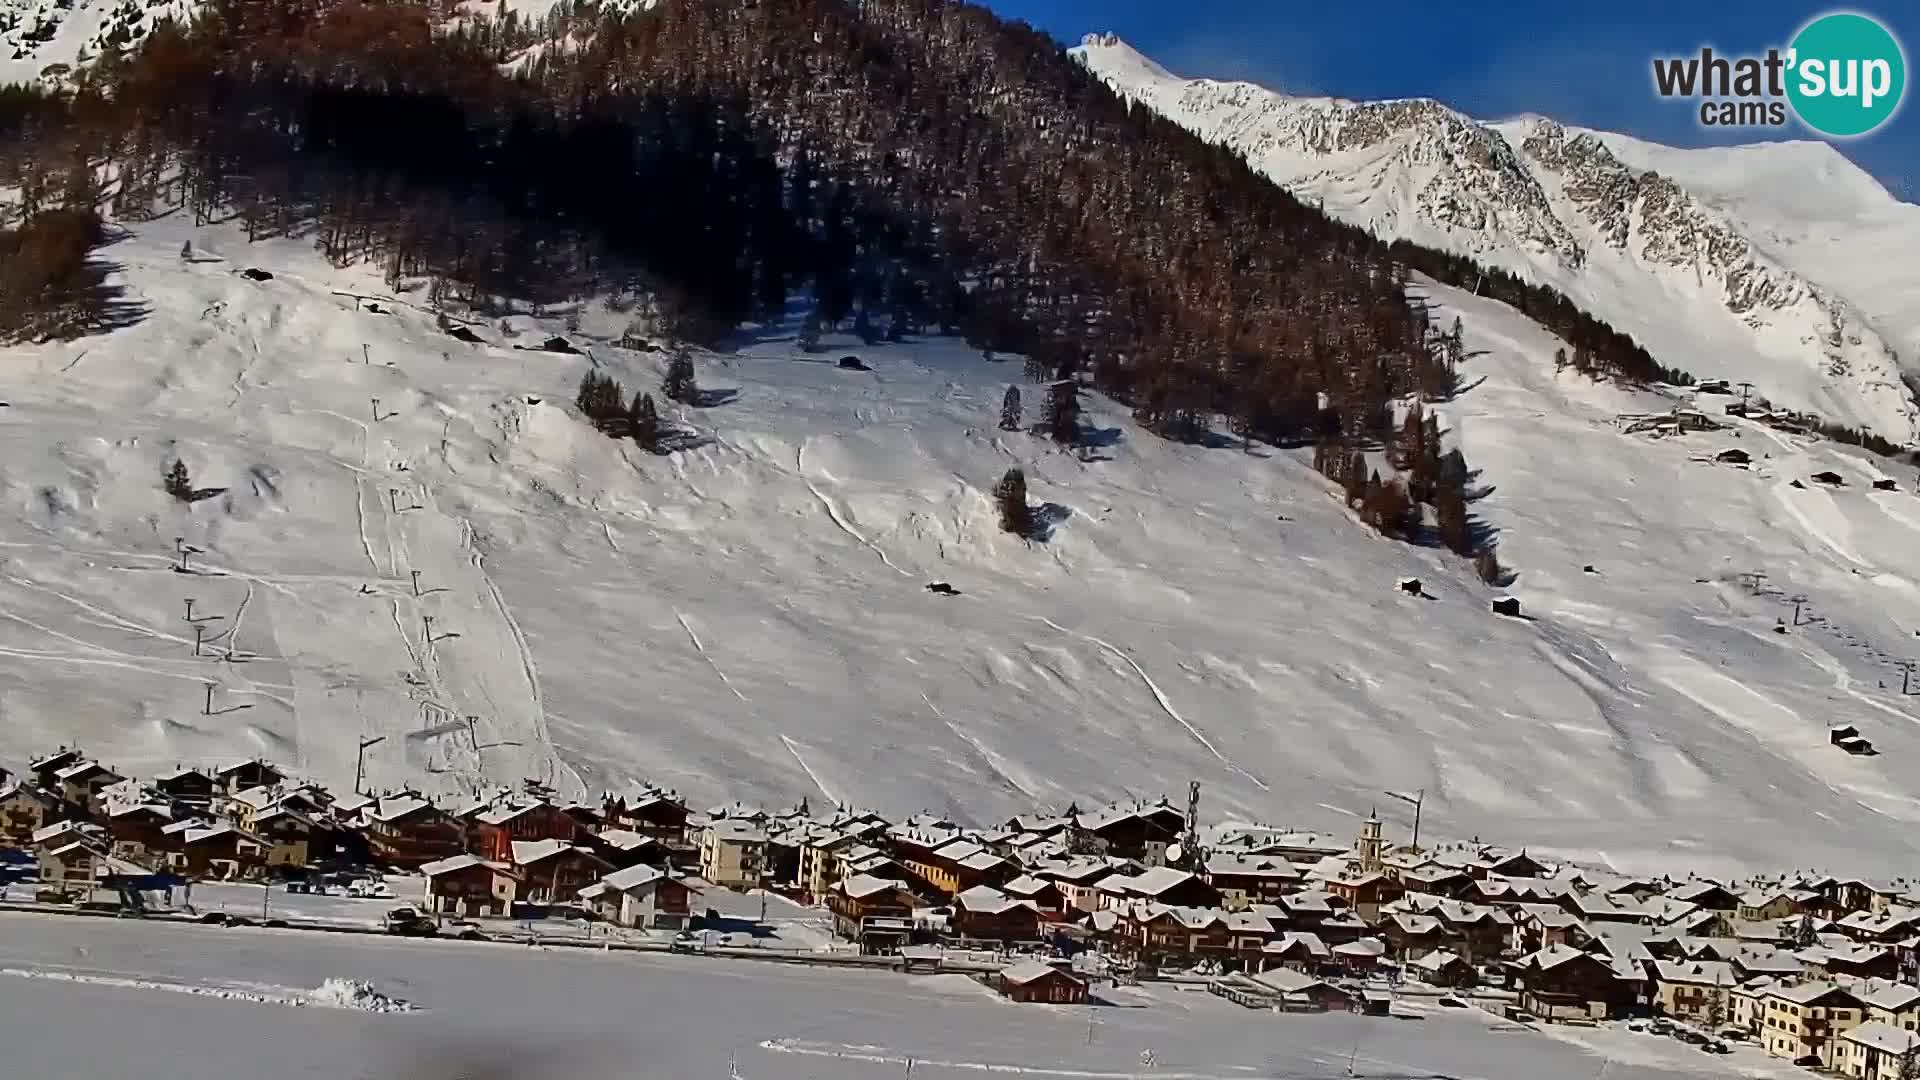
left=5, top=213, right=1920, bottom=875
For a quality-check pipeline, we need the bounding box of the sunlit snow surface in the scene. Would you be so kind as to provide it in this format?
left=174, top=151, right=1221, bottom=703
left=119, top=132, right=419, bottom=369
left=4, top=214, right=1920, bottom=873
left=0, top=913, right=1803, bottom=1080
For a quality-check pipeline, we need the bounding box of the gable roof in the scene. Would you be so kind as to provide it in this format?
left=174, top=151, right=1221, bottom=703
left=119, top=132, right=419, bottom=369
left=1842, top=1021, right=1920, bottom=1055
left=601, top=863, right=676, bottom=893
left=1251, top=967, right=1339, bottom=995
left=419, top=854, right=515, bottom=879
left=511, top=839, right=600, bottom=867
left=838, top=874, right=913, bottom=901
left=1000, top=960, right=1081, bottom=986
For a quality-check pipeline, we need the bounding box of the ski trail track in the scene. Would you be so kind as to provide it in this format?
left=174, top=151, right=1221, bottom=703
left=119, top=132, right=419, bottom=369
left=1030, top=615, right=1269, bottom=791
left=470, top=532, right=586, bottom=799
left=796, top=439, right=913, bottom=578
left=676, top=609, right=747, bottom=702
left=779, top=734, right=837, bottom=807
left=923, top=691, right=1038, bottom=799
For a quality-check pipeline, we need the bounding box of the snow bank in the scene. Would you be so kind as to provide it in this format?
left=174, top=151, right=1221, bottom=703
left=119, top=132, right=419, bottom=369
left=306, top=977, right=415, bottom=1013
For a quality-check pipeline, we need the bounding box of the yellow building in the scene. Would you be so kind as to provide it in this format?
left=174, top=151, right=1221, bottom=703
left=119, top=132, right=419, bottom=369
left=1761, top=982, right=1865, bottom=1068
left=699, top=819, right=769, bottom=890
left=1646, top=960, right=1738, bottom=1025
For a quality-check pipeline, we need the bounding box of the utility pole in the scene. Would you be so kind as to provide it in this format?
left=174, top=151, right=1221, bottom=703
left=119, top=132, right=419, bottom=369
left=183, top=597, right=198, bottom=623
left=1791, top=595, right=1809, bottom=626
left=355, top=735, right=387, bottom=795
left=203, top=682, right=215, bottom=715
left=362, top=343, right=370, bottom=365
left=410, top=570, right=422, bottom=597
left=1902, top=661, right=1916, bottom=696
left=192, top=624, right=205, bottom=657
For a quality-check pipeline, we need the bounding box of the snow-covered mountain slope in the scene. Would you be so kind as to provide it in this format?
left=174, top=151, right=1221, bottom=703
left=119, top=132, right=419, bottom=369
left=1073, top=34, right=1920, bottom=445
left=0, top=0, right=194, bottom=84
left=0, top=0, right=652, bottom=85
left=8, top=216, right=1920, bottom=876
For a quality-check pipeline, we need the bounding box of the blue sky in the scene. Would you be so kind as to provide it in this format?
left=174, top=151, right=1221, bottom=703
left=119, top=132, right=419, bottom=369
left=992, top=1, right=1920, bottom=200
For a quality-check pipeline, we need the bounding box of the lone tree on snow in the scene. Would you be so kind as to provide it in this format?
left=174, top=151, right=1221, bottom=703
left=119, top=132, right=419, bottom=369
left=164, top=459, right=193, bottom=501
left=630, top=392, right=662, bottom=453
left=663, top=346, right=698, bottom=405
left=1043, top=379, right=1080, bottom=445
left=994, top=467, right=1032, bottom=538
left=1000, top=385, right=1022, bottom=432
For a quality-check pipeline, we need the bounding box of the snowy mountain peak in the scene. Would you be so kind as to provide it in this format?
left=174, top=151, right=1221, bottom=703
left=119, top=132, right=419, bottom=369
left=1075, top=41, right=1920, bottom=445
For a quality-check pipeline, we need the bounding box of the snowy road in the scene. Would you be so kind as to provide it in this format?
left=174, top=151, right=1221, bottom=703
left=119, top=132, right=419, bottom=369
left=0, top=913, right=1738, bottom=1080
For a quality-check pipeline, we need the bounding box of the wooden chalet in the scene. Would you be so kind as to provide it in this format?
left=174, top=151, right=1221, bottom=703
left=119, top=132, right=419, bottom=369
left=475, top=799, right=583, bottom=863
left=1075, top=800, right=1187, bottom=862
left=952, top=885, right=1042, bottom=942
left=152, top=768, right=217, bottom=812
left=828, top=874, right=919, bottom=953
left=364, top=795, right=466, bottom=869
left=214, top=759, right=287, bottom=795
left=510, top=840, right=611, bottom=904
left=420, top=854, right=522, bottom=917
left=1510, top=944, right=1633, bottom=1023
left=997, top=961, right=1088, bottom=1004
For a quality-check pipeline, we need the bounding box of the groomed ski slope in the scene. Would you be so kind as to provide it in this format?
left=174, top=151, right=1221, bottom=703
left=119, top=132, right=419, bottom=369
left=5, top=216, right=1920, bottom=875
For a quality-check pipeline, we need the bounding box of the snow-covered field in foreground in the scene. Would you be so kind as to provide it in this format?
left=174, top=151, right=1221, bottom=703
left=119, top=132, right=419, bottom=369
left=7, top=216, right=1920, bottom=873
left=0, top=913, right=1764, bottom=1080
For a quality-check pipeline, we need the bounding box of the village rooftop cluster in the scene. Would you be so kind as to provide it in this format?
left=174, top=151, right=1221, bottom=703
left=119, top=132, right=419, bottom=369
left=6, top=749, right=1920, bottom=1071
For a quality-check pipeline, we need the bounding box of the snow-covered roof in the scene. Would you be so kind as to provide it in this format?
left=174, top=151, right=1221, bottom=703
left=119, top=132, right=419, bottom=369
left=838, top=874, right=911, bottom=900
left=511, top=839, right=591, bottom=867
left=1114, top=866, right=1200, bottom=898
left=1844, top=978, right=1920, bottom=1012
left=1410, top=949, right=1465, bottom=972
left=419, top=854, right=507, bottom=878
left=1251, top=968, right=1334, bottom=995
left=1000, top=960, right=1079, bottom=986
left=705, top=819, right=769, bottom=844
left=594, top=828, right=658, bottom=852
left=369, top=796, right=433, bottom=823
left=601, top=864, right=671, bottom=893
left=955, top=885, right=1031, bottom=915
left=55, top=760, right=119, bottom=782
left=1333, top=937, right=1386, bottom=958
left=1522, top=944, right=1601, bottom=972
left=1646, top=960, right=1737, bottom=987
left=1264, top=931, right=1331, bottom=958
left=1205, top=851, right=1302, bottom=879
left=1765, top=980, right=1859, bottom=1006
left=1842, top=1021, right=1920, bottom=1054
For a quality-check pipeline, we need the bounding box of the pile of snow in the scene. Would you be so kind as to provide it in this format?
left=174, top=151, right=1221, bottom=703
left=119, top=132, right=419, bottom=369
left=306, top=977, right=414, bottom=1014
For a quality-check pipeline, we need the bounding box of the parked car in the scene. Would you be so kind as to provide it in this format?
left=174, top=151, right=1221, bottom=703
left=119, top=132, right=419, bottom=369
left=443, top=919, right=487, bottom=941
left=383, top=906, right=437, bottom=936
left=349, top=879, right=395, bottom=900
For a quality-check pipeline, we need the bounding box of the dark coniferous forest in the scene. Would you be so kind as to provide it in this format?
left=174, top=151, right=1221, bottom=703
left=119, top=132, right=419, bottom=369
left=0, top=0, right=1743, bottom=558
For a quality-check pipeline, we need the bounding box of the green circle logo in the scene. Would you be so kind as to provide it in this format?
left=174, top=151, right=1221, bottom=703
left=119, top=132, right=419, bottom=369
left=1787, top=12, right=1906, bottom=137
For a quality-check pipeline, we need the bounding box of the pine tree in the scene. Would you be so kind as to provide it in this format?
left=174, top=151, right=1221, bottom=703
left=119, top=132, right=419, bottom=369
left=1475, top=548, right=1504, bottom=586
left=798, top=308, right=823, bottom=353
left=993, top=467, right=1032, bottom=538
left=663, top=347, right=697, bottom=405
left=575, top=371, right=625, bottom=430
left=631, top=392, right=661, bottom=452
left=1043, top=379, right=1080, bottom=445
left=164, top=459, right=193, bottom=501
left=999, top=385, right=1022, bottom=432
